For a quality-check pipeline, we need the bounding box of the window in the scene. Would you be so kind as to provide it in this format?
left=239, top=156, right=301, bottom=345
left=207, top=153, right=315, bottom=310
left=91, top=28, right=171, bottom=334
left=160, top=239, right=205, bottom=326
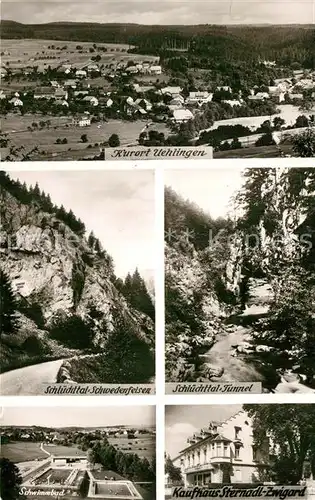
left=235, top=447, right=240, bottom=459
left=252, top=447, right=257, bottom=461
left=234, top=427, right=241, bottom=440
left=217, top=443, right=222, bottom=456
left=224, top=443, right=229, bottom=457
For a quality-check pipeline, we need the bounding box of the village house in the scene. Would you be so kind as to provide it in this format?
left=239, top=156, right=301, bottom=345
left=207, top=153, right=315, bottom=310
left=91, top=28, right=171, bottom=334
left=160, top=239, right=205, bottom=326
left=135, top=98, right=152, bottom=111
left=295, top=79, right=315, bottom=91
left=34, top=87, right=56, bottom=99
left=50, top=80, right=60, bottom=88
left=82, top=95, right=99, bottom=106
left=186, top=91, right=213, bottom=106
left=73, top=115, right=91, bottom=127
left=55, top=88, right=68, bottom=100
left=223, top=99, right=242, bottom=107
left=174, top=410, right=269, bottom=487
left=133, top=83, right=156, bottom=93
left=288, top=93, right=304, bottom=101
left=74, top=90, right=89, bottom=97
left=149, top=65, right=162, bottom=75
left=172, top=108, right=194, bottom=123
left=64, top=79, right=78, bottom=89
left=161, top=86, right=183, bottom=96
left=0, top=90, right=6, bottom=100
left=9, top=96, right=23, bottom=106
left=86, top=63, right=100, bottom=73
left=217, top=85, right=232, bottom=93
left=75, top=69, right=87, bottom=78
left=57, top=64, right=72, bottom=74
left=126, top=65, right=139, bottom=74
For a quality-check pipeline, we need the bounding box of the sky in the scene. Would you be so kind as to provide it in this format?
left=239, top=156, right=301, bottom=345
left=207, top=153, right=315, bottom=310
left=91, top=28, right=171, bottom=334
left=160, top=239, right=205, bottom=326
left=165, top=168, right=245, bottom=220
left=165, top=405, right=242, bottom=459
left=1, top=405, right=155, bottom=427
left=1, top=0, right=314, bottom=25
left=8, top=170, right=155, bottom=278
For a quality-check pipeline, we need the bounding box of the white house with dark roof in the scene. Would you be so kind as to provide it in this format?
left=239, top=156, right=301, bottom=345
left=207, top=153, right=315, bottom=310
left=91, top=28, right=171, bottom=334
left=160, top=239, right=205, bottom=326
left=174, top=410, right=269, bottom=487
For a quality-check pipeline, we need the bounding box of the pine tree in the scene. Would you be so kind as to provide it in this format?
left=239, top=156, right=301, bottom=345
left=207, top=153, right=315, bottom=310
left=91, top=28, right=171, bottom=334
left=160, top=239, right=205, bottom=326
left=0, top=269, right=19, bottom=335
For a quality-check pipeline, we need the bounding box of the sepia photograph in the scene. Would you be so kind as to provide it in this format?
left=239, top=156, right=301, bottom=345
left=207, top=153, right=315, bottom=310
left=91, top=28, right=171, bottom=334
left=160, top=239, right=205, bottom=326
left=0, top=405, right=156, bottom=499
left=0, top=169, right=155, bottom=394
left=0, top=1, right=314, bottom=161
left=165, top=167, right=315, bottom=392
left=165, top=404, right=315, bottom=494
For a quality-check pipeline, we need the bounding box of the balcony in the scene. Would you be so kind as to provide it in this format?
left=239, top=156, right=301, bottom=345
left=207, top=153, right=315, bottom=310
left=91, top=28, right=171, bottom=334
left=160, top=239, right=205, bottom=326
left=185, top=463, right=214, bottom=474
left=184, top=457, right=232, bottom=473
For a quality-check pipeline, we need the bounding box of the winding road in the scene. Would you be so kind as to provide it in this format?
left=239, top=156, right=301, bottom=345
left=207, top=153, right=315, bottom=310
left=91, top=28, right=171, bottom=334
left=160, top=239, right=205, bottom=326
left=0, top=359, right=64, bottom=395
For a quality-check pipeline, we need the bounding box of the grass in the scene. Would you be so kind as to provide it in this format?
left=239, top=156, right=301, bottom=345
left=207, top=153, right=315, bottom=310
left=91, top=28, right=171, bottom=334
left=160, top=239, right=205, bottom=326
left=42, top=444, right=86, bottom=457
left=214, top=143, right=294, bottom=158
left=1, top=114, right=170, bottom=160
left=1, top=39, right=158, bottom=71
left=108, top=436, right=155, bottom=460
left=0, top=442, right=47, bottom=462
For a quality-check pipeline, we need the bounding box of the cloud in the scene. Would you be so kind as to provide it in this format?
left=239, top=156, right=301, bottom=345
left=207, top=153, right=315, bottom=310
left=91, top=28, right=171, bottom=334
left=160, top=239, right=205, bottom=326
left=1, top=0, right=313, bottom=25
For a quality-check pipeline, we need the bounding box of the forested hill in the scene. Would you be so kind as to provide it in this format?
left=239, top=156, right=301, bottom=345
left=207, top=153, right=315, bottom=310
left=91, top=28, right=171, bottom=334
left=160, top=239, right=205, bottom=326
left=1, top=20, right=314, bottom=64
left=0, top=171, right=155, bottom=383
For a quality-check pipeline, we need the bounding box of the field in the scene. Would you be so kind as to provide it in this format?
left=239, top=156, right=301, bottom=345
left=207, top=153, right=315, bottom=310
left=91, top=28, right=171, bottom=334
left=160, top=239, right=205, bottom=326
left=1, top=113, right=170, bottom=160
left=1, top=39, right=158, bottom=71
left=42, top=444, right=86, bottom=457
left=0, top=442, right=47, bottom=462
left=108, top=435, right=155, bottom=461
left=0, top=441, right=86, bottom=462
left=33, top=468, right=72, bottom=485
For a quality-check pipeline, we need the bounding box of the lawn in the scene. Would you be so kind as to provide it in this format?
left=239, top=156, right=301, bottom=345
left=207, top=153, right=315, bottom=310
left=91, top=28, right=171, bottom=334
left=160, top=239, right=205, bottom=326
left=1, top=114, right=170, bottom=160
left=0, top=442, right=47, bottom=462
left=1, top=39, right=158, bottom=73
left=108, top=436, right=155, bottom=461
left=42, top=444, right=86, bottom=457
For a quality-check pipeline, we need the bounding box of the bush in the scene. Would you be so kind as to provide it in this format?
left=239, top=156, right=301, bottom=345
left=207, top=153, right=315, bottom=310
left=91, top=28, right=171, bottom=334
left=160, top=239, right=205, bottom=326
left=49, top=314, right=95, bottom=349
left=22, top=335, right=45, bottom=355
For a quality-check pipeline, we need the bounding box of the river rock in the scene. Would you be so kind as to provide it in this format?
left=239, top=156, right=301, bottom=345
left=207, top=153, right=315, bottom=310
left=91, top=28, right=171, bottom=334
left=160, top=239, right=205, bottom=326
left=255, top=345, right=273, bottom=353
left=197, top=363, right=224, bottom=379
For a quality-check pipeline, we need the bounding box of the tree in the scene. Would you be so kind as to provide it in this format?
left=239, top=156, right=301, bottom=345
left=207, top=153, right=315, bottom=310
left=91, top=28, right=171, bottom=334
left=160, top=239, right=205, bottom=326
left=81, top=134, right=88, bottom=143
left=0, top=269, right=19, bottom=335
left=102, top=310, right=155, bottom=383
left=108, top=133, right=120, bottom=147
left=165, top=455, right=183, bottom=484
left=293, top=129, right=315, bottom=157
left=0, top=458, right=24, bottom=500
left=244, top=405, right=315, bottom=484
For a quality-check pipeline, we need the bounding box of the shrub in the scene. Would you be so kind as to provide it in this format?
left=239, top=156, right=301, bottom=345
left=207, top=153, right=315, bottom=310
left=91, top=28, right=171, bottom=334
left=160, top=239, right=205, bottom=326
left=49, top=314, right=95, bottom=349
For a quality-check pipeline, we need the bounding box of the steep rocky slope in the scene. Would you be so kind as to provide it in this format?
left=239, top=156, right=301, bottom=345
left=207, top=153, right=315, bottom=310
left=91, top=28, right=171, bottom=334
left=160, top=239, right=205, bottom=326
left=165, top=168, right=315, bottom=386
left=0, top=174, right=154, bottom=383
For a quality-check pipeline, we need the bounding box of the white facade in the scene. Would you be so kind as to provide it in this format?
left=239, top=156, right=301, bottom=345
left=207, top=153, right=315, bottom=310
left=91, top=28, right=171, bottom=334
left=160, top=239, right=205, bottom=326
left=174, top=411, right=269, bottom=487
left=173, top=109, right=194, bottom=122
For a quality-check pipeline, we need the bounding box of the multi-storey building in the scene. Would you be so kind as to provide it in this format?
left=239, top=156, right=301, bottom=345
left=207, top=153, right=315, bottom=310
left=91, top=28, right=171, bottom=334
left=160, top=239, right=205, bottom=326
left=173, top=411, right=269, bottom=487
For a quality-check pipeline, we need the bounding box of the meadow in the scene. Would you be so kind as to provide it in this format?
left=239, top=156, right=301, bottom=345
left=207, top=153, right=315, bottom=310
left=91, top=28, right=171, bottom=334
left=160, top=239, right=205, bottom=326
left=1, top=39, right=158, bottom=71
left=0, top=441, right=86, bottom=462
left=1, top=442, right=47, bottom=462
left=108, top=435, right=155, bottom=461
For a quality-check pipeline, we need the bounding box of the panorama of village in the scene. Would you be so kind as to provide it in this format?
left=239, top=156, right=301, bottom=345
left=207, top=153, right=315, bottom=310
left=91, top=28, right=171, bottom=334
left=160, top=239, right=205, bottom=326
left=0, top=21, right=315, bottom=160
left=1, top=407, right=156, bottom=500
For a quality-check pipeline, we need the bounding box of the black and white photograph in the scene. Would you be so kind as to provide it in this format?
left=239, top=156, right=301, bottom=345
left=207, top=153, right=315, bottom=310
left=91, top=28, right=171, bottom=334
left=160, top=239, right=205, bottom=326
left=165, top=404, right=315, bottom=495
left=0, top=169, right=155, bottom=394
left=0, top=405, right=156, bottom=499
left=165, top=167, right=315, bottom=392
left=0, top=2, right=314, bottom=161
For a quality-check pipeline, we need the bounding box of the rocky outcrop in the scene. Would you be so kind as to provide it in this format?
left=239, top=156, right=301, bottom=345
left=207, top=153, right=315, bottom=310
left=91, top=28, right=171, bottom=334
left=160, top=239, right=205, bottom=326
left=0, top=188, right=154, bottom=366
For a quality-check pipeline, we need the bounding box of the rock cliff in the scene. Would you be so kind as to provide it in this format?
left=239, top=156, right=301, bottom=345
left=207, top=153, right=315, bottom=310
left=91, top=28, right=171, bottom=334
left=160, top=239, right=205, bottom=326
left=0, top=175, right=154, bottom=381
